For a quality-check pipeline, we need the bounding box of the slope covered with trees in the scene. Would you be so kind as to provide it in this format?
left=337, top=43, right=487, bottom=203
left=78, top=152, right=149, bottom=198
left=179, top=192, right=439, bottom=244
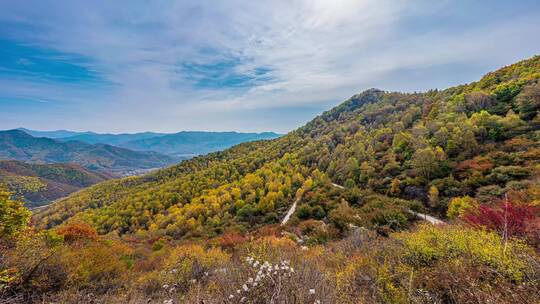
left=36, top=56, right=540, bottom=239
left=0, top=160, right=113, bottom=207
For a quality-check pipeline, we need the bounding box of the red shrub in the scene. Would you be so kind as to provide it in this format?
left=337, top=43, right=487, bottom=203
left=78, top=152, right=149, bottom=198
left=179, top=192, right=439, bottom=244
left=455, top=157, right=493, bottom=174
left=464, top=200, right=538, bottom=238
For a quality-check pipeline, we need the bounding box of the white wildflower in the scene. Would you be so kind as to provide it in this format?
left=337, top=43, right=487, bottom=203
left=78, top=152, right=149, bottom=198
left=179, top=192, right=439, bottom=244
left=240, top=296, right=247, bottom=303
left=301, top=246, right=309, bottom=251
left=309, top=289, right=316, bottom=295
left=162, top=284, right=169, bottom=289
left=242, top=284, right=249, bottom=292
left=229, top=295, right=234, bottom=299
left=237, top=289, right=241, bottom=294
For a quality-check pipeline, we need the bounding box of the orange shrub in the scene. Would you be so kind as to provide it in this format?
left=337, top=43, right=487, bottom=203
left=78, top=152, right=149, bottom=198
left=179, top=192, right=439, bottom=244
left=218, top=231, right=248, bottom=250
left=56, top=223, right=97, bottom=244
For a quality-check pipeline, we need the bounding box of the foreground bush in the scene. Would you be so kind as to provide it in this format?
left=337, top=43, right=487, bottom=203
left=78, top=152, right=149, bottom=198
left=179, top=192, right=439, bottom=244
left=396, top=224, right=534, bottom=282
left=2, top=224, right=539, bottom=303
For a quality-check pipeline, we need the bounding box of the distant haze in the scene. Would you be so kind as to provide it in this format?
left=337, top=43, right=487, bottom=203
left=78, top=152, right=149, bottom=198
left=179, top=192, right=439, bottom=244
left=15, top=128, right=281, bottom=156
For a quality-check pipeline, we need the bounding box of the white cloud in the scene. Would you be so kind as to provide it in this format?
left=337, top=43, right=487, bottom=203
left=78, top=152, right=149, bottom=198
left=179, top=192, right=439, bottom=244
left=0, top=0, right=539, bottom=133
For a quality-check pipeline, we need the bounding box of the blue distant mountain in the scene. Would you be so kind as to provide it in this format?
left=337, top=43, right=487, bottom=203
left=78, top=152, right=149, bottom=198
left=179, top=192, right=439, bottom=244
left=60, top=132, right=167, bottom=145
left=119, top=131, right=282, bottom=156
left=17, top=128, right=88, bottom=139
left=14, top=128, right=282, bottom=157
left=1, top=129, right=178, bottom=175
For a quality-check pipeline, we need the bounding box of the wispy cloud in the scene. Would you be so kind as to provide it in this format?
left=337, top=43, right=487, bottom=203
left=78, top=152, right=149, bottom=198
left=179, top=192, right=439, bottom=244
left=0, top=39, right=105, bottom=83
left=0, top=0, right=539, bottom=133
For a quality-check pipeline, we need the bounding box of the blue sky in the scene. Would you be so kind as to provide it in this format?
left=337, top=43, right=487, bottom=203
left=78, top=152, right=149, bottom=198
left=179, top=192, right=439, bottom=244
left=0, top=0, right=539, bottom=133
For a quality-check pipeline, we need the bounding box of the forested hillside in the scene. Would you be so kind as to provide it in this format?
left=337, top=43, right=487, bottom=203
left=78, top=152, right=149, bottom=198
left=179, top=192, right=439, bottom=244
left=36, top=56, right=540, bottom=239
left=3, top=56, right=539, bottom=304
left=0, top=160, right=112, bottom=207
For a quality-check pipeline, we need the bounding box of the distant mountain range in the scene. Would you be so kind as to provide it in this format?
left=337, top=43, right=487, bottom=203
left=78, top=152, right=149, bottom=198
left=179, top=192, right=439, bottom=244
left=0, top=128, right=279, bottom=206
left=59, top=132, right=167, bottom=146
left=17, top=128, right=85, bottom=139
left=0, top=129, right=178, bottom=175
left=0, top=160, right=113, bottom=207
left=17, top=128, right=282, bottom=156
left=18, top=128, right=167, bottom=144
left=119, top=131, right=281, bottom=156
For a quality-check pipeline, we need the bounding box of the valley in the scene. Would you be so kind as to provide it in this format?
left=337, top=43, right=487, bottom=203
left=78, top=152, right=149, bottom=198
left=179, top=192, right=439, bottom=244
left=0, top=129, right=178, bottom=175
left=0, top=160, right=113, bottom=208
left=0, top=129, right=281, bottom=208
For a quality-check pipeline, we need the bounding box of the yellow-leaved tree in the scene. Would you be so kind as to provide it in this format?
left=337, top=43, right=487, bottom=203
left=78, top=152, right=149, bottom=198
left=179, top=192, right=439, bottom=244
left=0, top=186, right=30, bottom=238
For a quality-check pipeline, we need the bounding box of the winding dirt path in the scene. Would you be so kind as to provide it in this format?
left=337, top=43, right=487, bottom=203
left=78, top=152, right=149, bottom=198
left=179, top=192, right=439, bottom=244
left=329, top=182, right=444, bottom=225
left=408, top=210, right=445, bottom=225
left=281, top=196, right=301, bottom=225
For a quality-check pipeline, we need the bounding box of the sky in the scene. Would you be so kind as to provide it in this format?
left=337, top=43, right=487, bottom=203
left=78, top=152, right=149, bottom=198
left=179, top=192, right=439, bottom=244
left=0, top=1, right=539, bottom=134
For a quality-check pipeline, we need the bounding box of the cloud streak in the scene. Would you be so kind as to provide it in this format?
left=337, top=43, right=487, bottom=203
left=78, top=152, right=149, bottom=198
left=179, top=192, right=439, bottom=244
left=0, top=0, right=539, bottom=133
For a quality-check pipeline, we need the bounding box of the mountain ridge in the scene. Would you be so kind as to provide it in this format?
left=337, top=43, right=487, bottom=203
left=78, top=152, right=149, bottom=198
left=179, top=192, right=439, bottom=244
left=0, top=129, right=178, bottom=175
left=35, top=56, right=540, bottom=238
left=15, top=128, right=282, bottom=156
left=119, top=130, right=282, bottom=156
